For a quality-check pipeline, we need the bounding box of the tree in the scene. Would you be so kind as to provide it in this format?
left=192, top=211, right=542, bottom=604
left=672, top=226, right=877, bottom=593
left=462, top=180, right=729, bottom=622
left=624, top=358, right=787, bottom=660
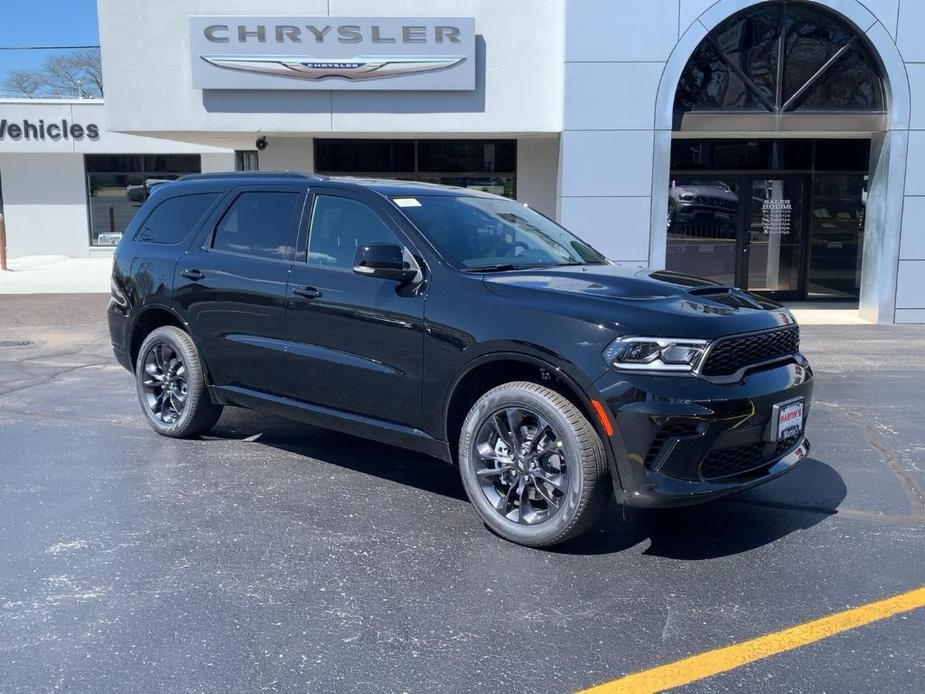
left=43, top=49, right=103, bottom=98
left=0, top=48, right=103, bottom=99
left=2, top=69, right=44, bottom=98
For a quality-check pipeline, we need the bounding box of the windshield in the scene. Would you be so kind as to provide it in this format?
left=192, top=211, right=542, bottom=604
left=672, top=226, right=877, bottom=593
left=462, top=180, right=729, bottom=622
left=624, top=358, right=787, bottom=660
left=392, top=195, right=607, bottom=270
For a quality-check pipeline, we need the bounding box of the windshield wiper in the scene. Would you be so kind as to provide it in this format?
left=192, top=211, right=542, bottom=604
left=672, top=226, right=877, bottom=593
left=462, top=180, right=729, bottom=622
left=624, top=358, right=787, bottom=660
left=464, top=264, right=527, bottom=273
left=465, top=262, right=593, bottom=273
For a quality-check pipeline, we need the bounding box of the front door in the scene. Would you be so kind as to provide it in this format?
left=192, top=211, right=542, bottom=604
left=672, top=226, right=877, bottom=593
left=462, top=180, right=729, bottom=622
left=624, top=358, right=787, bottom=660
left=667, top=174, right=808, bottom=299
left=283, top=188, right=425, bottom=428
left=743, top=177, right=806, bottom=299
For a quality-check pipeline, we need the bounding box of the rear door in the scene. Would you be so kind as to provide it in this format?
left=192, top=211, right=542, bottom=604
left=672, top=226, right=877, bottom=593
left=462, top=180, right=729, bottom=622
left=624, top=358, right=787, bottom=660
left=282, top=187, right=425, bottom=427
left=173, top=185, right=307, bottom=395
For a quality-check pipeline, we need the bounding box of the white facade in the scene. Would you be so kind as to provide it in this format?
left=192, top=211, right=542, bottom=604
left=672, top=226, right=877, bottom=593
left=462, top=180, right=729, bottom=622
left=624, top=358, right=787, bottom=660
left=15, top=0, right=915, bottom=323
left=0, top=100, right=234, bottom=258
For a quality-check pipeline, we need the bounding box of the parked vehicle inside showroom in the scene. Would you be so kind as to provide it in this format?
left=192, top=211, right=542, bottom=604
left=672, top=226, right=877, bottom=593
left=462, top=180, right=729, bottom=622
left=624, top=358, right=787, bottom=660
left=108, top=172, right=812, bottom=548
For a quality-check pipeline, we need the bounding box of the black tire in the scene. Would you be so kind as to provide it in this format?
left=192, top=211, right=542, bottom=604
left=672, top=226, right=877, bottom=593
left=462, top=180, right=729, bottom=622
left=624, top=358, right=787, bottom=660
left=135, top=325, right=223, bottom=438
left=458, top=381, right=610, bottom=548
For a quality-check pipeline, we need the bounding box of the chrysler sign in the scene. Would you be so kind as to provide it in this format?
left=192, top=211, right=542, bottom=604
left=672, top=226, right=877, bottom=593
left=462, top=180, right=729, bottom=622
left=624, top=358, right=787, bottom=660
left=190, top=17, right=476, bottom=91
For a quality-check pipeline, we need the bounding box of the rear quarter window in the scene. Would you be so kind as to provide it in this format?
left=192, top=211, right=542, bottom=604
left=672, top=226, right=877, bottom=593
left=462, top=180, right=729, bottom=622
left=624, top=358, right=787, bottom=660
left=134, top=193, right=221, bottom=244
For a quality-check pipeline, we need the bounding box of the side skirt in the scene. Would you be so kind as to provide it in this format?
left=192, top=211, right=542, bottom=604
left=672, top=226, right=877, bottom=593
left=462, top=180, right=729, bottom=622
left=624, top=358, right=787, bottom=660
left=212, top=385, right=453, bottom=463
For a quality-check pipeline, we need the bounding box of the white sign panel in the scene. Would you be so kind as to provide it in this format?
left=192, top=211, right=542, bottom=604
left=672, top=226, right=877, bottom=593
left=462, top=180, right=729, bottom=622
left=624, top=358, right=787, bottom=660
left=190, top=16, right=476, bottom=91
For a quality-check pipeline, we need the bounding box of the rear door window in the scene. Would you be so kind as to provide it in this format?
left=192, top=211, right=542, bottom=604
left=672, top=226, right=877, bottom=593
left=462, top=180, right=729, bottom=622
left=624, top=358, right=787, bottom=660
left=134, top=193, right=220, bottom=244
left=212, top=191, right=301, bottom=261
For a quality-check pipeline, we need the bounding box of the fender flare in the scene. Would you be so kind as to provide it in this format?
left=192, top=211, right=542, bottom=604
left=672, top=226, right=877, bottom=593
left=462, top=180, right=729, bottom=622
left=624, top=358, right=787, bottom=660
left=129, top=302, right=217, bottom=386
left=440, top=348, right=623, bottom=488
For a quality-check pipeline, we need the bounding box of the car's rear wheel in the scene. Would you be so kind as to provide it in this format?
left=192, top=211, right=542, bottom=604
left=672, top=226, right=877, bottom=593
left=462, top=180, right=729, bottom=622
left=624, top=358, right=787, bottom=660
left=458, top=381, right=610, bottom=548
left=135, top=326, right=222, bottom=438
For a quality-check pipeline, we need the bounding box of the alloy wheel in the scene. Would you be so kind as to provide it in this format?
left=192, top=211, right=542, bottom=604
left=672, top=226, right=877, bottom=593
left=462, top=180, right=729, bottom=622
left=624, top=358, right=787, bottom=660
left=141, top=342, right=188, bottom=424
left=472, top=406, right=569, bottom=525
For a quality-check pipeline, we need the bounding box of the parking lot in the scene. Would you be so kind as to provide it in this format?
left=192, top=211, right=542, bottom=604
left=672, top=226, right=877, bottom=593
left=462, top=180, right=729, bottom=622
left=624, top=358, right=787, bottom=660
left=1, top=294, right=923, bottom=693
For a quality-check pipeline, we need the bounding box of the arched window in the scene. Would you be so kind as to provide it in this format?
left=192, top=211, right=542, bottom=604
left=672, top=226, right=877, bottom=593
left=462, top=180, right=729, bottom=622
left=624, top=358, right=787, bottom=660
left=674, top=2, right=885, bottom=128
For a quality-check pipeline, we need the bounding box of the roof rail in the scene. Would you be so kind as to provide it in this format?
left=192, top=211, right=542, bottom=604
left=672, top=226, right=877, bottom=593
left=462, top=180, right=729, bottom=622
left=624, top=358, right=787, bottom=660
left=177, top=171, right=323, bottom=182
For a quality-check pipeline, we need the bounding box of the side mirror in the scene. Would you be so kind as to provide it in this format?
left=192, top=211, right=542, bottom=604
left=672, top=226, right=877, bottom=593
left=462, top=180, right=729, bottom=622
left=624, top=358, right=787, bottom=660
left=352, top=243, right=418, bottom=283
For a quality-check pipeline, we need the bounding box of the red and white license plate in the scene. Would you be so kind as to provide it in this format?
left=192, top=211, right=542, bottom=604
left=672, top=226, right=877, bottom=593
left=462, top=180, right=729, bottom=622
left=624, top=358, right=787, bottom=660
left=775, top=399, right=804, bottom=441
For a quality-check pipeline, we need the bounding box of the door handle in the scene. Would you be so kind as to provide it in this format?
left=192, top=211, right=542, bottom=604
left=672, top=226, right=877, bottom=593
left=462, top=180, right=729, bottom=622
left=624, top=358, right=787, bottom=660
left=292, top=286, right=322, bottom=300
left=181, top=269, right=205, bottom=281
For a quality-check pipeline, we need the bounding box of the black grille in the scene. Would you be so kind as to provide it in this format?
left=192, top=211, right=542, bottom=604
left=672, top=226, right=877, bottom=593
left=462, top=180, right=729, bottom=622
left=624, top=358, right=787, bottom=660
left=700, top=434, right=802, bottom=481
left=701, top=325, right=800, bottom=377
left=700, top=442, right=765, bottom=480
left=644, top=422, right=701, bottom=467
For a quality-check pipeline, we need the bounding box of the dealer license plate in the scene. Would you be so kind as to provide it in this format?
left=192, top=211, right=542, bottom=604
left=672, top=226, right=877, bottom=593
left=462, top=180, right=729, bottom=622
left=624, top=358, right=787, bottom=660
left=774, top=399, right=804, bottom=441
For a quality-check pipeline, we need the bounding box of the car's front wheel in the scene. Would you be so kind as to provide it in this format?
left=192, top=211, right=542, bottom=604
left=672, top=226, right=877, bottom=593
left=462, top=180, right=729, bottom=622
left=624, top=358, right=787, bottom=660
left=135, top=325, right=222, bottom=438
left=458, top=381, right=610, bottom=548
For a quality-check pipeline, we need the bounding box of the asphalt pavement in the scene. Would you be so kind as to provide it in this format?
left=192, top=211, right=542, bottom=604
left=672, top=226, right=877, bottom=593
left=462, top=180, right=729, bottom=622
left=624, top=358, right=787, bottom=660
left=0, top=294, right=923, bottom=693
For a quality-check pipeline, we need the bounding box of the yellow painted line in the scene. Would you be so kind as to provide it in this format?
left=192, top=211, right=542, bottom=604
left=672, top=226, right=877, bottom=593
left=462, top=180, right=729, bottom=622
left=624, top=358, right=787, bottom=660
left=579, top=585, right=925, bottom=694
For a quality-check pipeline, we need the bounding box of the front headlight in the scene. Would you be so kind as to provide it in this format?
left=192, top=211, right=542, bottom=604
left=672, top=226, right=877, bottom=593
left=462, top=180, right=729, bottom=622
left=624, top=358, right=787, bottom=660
left=603, top=336, right=711, bottom=373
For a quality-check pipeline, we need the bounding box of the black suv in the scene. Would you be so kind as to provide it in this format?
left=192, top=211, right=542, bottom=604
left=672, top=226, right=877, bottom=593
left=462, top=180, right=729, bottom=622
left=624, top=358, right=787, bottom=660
left=109, top=172, right=813, bottom=547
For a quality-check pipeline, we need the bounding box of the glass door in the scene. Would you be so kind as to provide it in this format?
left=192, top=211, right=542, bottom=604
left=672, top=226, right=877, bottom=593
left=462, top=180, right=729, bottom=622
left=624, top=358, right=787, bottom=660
left=666, top=176, right=743, bottom=287
left=743, top=177, right=806, bottom=298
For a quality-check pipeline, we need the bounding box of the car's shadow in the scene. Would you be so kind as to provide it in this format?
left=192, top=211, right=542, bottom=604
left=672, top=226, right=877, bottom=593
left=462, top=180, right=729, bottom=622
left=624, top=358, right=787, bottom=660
left=209, top=408, right=846, bottom=560
left=558, top=457, right=846, bottom=558
left=209, top=407, right=469, bottom=501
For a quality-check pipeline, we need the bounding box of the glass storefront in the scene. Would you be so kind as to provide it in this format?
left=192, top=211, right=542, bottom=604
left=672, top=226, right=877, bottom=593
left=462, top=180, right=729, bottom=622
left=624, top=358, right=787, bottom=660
left=667, top=139, right=869, bottom=301
left=807, top=174, right=867, bottom=299
left=314, top=139, right=516, bottom=198
left=668, top=2, right=884, bottom=302
left=85, top=154, right=201, bottom=246
left=673, top=1, right=885, bottom=130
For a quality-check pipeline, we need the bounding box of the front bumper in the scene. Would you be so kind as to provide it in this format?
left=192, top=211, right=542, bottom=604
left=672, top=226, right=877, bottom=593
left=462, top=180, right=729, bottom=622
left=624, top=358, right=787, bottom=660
left=592, top=355, right=813, bottom=508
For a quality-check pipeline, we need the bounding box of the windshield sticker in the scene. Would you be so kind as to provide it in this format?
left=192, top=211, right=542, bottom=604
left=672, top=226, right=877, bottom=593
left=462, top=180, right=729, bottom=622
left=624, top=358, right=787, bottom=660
left=393, top=197, right=422, bottom=208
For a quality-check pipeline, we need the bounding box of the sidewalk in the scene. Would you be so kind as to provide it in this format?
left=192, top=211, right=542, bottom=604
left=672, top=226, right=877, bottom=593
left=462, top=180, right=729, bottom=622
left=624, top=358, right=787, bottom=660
left=0, top=256, right=111, bottom=294
left=785, top=302, right=869, bottom=325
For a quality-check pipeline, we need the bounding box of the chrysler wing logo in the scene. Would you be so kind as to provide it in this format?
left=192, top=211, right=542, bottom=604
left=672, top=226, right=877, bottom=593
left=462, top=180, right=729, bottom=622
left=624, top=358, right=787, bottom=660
left=200, top=54, right=466, bottom=81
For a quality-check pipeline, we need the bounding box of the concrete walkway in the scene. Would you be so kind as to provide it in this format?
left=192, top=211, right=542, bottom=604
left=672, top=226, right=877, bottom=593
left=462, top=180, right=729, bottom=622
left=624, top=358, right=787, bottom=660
left=786, top=302, right=870, bottom=325
left=0, top=255, right=111, bottom=294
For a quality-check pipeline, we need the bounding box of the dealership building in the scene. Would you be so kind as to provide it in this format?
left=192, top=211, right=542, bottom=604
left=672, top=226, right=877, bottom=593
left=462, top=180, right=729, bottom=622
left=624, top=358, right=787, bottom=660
left=3, top=0, right=925, bottom=323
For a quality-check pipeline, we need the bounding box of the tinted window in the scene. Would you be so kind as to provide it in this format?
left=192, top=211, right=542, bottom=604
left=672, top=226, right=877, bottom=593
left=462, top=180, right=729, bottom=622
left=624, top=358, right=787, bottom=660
left=312, top=139, right=516, bottom=198
left=673, top=1, right=884, bottom=119
left=670, top=141, right=773, bottom=170
left=307, top=195, right=401, bottom=269
left=134, top=193, right=220, bottom=244
left=791, top=41, right=884, bottom=111
left=815, top=139, right=870, bottom=171
left=711, top=3, right=781, bottom=106
left=314, top=140, right=415, bottom=173
left=417, top=141, right=516, bottom=173
left=782, top=4, right=853, bottom=102
left=212, top=191, right=300, bottom=260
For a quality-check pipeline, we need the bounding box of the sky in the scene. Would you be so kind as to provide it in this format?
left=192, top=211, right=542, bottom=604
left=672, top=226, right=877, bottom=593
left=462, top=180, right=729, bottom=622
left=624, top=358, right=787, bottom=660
left=0, top=0, right=99, bottom=80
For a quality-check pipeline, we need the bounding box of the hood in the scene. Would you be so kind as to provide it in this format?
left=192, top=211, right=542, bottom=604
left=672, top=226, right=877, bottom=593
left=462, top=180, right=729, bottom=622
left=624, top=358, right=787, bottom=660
left=482, top=265, right=796, bottom=339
